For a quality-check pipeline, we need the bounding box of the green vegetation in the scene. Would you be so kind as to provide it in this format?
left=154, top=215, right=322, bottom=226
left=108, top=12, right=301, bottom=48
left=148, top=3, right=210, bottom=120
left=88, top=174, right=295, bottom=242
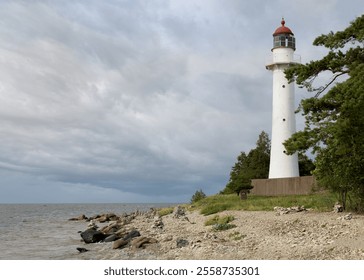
left=284, top=15, right=364, bottom=211
left=191, top=193, right=337, bottom=215
left=222, top=131, right=315, bottom=196
left=212, top=223, right=236, bottom=231
left=190, top=189, right=207, bottom=203
left=204, top=214, right=235, bottom=226
left=157, top=207, right=174, bottom=217
left=229, top=231, right=246, bottom=241
left=222, top=131, right=270, bottom=195
left=204, top=214, right=236, bottom=231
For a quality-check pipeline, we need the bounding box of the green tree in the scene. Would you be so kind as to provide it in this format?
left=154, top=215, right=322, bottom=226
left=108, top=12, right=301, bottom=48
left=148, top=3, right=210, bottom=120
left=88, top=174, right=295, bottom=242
left=298, top=153, right=315, bottom=176
left=247, top=131, right=271, bottom=178
left=284, top=15, right=364, bottom=211
left=222, top=131, right=270, bottom=195
left=191, top=189, right=207, bottom=203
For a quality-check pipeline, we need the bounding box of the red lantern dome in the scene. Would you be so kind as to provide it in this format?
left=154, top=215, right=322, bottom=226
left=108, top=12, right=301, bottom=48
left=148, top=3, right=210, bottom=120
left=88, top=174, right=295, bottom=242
left=273, top=18, right=294, bottom=36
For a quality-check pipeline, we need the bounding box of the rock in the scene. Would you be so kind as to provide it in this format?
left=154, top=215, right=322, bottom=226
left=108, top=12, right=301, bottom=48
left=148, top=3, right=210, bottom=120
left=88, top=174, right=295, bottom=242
left=290, top=206, right=306, bottom=212
left=112, top=239, right=128, bottom=249
left=176, top=238, right=189, bottom=248
left=204, top=233, right=218, bottom=240
left=274, top=206, right=306, bottom=215
left=121, top=215, right=135, bottom=225
left=107, top=213, right=119, bottom=221
left=96, top=213, right=118, bottom=223
left=123, top=229, right=141, bottom=241
left=344, top=213, right=353, bottom=220
left=173, top=206, right=186, bottom=218
left=69, top=214, right=87, bottom=221
left=115, top=228, right=127, bottom=237
left=337, top=213, right=353, bottom=220
left=274, top=207, right=290, bottom=215
left=100, top=222, right=122, bottom=235
left=104, top=234, right=120, bottom=243
left=97, top=215, right=108, bottom=223
left=148, top=237, right=158, bottom=244
left=76, top=247, right=89, bottom=253
left=131, top=237, right=158, bottom=248
left=333, top=202, right=344, bottom=213
left=87, top=214, right=101, bottom=222
left=87, top=220, right=98, bottom=230
left=80, top=228, right=106, bottom=243
left=152, top=216, right=164, bottom=229
left=164, top=235, right=173, bottom=242
left=144, top=208, right=158, bottom=219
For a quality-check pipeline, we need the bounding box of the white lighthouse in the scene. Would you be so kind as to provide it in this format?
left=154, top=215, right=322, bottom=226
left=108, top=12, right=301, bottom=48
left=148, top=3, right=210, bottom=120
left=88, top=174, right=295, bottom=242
left=266, top=19, right=299, bottom=178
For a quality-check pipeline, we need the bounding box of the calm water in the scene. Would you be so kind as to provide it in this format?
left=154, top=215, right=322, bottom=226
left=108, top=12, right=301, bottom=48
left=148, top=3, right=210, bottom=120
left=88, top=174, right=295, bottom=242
left=0, top=203, right=175, bottom=260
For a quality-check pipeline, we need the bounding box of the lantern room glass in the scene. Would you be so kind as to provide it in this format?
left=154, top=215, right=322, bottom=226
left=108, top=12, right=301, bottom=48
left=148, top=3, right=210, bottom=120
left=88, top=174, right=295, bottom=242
left=273, top=35, right=295, bottom=50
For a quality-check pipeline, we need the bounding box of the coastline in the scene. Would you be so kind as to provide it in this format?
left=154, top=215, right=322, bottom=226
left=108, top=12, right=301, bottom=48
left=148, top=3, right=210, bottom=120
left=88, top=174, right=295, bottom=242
left=71, top=206, right=364, bottom=260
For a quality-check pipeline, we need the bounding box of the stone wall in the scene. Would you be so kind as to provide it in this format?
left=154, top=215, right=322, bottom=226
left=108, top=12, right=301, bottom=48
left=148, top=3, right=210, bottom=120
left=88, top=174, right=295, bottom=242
left=251, top=176, right=316, bottom=196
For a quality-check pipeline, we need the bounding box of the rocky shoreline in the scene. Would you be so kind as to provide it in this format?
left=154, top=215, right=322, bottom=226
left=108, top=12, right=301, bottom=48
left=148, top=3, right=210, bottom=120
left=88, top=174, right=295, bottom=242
left=69, top=206, right=364, bottom=260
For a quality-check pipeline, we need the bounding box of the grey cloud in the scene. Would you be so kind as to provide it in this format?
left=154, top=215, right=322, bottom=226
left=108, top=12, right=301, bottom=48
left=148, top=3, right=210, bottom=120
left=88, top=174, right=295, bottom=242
left=0, top=0, right=361, bottom=202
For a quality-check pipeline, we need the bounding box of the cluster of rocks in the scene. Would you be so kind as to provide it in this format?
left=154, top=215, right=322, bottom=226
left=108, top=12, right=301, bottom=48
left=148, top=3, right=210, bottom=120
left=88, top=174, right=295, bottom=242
left=173, top=205, right=186, bottom=218
left=152, top=216, right=164, bottom=229
left=337, top=213, right=353, bottom=221
left=69, top=209, right=160, bottom=253
left=332, top=203, right=353, bottom=220
left=273, top=205, right=307, bottom=215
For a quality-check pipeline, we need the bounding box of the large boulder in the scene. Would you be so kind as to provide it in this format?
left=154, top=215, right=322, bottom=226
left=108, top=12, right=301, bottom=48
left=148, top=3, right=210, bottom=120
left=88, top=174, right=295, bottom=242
left=131, top=237, right=158, bottom=249
left=100, top=222, right=122, bottom=235
left=80, top=228, right=106, bottom=243
left=104, top=234, right=120, bottom=243
left=123, top=229, right=141, bottom=241
left=112, top=239, right=128, bottom=249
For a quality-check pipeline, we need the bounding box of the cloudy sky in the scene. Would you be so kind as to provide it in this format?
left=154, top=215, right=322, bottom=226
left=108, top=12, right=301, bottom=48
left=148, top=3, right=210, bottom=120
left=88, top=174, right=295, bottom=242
left=0, top=0, right=362, bottom=203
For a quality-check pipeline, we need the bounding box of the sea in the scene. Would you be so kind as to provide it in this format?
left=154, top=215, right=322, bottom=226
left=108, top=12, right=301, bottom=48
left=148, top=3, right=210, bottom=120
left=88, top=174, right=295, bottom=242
left=0, top=203, right=176, bottom=260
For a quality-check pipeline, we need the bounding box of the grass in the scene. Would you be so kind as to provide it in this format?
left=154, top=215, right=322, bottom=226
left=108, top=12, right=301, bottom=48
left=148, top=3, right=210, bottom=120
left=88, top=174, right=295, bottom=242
left=229, top=231, right=247, bottom=241
left=204, top=214, right=236, bottom=231
left=157, top=207, right=174, bottom=217
left=190, top=192, right=337, bottom=215
left=204, top=215, right=235, bottom=226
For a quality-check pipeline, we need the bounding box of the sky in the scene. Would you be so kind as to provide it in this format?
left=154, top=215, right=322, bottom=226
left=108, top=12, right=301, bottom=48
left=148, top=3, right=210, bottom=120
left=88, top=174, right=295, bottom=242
left=0, top=0, right=362, bottom=203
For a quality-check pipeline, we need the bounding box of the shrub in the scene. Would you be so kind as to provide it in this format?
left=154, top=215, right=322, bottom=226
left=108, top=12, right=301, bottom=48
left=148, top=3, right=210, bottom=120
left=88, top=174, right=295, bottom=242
left=204, top=215, right=236, bottom=231
left=158, top=207, right=174, bottom=217
left=204, top=215, right=235, bottom=226
left=213, top=223, right=236, bottom=231
left=191, top=189, right=207, bottom=203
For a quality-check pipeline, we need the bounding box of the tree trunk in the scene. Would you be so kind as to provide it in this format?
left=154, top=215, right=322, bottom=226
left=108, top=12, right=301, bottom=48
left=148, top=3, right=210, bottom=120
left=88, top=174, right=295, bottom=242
left=341, top=190, right=347, bottom=210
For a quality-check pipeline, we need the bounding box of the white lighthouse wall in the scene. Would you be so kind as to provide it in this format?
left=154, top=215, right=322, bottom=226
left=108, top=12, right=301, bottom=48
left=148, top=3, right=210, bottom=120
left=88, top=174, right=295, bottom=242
left=272, top=47, right=294, bottom=63
left=269, top=48, right=299, bottom=178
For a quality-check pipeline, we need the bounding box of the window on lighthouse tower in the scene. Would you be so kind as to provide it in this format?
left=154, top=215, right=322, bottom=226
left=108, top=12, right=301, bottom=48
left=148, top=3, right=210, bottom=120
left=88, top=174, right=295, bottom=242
left=273, top=35, right=295, bottom=49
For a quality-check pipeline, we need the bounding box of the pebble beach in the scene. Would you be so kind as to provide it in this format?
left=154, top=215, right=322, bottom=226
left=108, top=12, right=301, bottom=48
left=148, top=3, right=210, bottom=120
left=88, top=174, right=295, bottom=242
left=71, top=206, right=364, bottom=260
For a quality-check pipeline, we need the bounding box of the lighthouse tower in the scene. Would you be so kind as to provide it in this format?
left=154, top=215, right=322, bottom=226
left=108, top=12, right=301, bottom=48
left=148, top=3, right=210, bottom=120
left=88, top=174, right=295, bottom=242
left=266, top=19, right=299, bottom=178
